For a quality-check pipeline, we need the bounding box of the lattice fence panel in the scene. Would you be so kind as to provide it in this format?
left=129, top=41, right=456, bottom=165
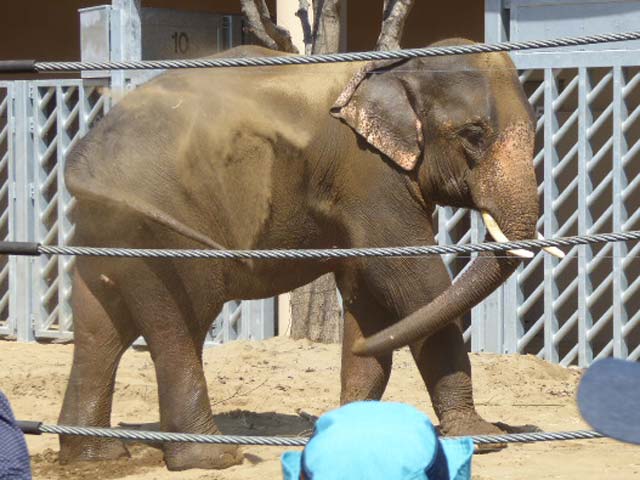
left=577, top=67, right=615, bottom=366
left=615, top=66, right=640, bottom=361
left=505, top=66, right=640, bottom=366
left=0, top=84, right=14, bottom=337
left=434, top=207, right=474, bottom=347
left=506, top=69, right=547, bottom=356
left=31, top=81, right=109, bottom=340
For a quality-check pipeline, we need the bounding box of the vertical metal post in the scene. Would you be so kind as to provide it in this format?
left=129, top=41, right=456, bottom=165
left=612, top=66, right=628, bottom=358
left=0, top=82, right=16, bottom=338
left=110, top=0, right=142, bottom=95
left=577, top=67, right=594, bottom=366
left=469, top=213, right=483, bottom=349
left=242, top=299, right=275, bottom=340
left=543, top=68, right=560, bottom=363
left=12, top=82, right=34, bottom=342
left=502, top=265, right=521, bottom=354
left=484, top=0, right=509, bottom=42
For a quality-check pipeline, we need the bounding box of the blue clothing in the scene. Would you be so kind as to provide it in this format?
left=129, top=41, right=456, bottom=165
left=578, top=358, right=640, bottom=445
left=281, top=401, right=473, bottom=480
left=0, top=392, right=31, bottom=479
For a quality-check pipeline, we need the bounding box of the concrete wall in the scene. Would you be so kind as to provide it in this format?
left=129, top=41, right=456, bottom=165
left=347, top=0, right=484, bottom=51
left=0, top=1, right=483, bottom=65
left=0, top=0, right=272, bottom=77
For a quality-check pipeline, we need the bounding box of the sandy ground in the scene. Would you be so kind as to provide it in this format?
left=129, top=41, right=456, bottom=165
left=1, top=336, right=639, bottom=480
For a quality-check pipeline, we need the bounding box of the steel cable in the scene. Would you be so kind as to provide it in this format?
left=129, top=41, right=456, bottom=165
left=30, top=31, right=640, bottom=73
left=22, top=230, right=640, bottom=260
left=29, top=423, right=604, bottom=447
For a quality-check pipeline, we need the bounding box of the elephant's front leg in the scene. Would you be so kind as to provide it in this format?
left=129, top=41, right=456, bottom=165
left=410, top=323, right=501, bottom=436
left=339, top=291, right=393, bottom=405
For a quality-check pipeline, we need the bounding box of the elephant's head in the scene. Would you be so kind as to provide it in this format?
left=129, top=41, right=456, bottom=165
left=331, top=39, right=560, bottom=356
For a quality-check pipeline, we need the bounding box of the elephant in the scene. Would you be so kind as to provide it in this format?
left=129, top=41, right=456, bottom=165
left=59, top=39, right=557, bottom=470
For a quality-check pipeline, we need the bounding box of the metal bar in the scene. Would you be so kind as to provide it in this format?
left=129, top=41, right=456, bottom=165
left=57, top=85, right=74, bottom=335
left=12, top=82, right=34, bottom=341
left=544, top=67, right=560, bottom=363
left=517, top=316, right=544, bottom=352
left=612, top=66, right=629, bottom=359
left=586, top=70, right=613, bottom=104
left=586, top=104, right=613, bottom=140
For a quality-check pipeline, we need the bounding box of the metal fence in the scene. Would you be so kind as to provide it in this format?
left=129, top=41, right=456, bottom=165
left=1, top=52, right=639, bottom=366
left=0, top=79, right=274, bottom=343
left=0, top=83, right=14, bottom=338
left=438, top=53, right=640, bottom=367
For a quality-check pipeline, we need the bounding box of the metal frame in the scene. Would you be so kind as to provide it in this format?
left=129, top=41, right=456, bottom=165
left=0, top=82, right=15, bottom=338
left=2, top=60, right=638, bottom=362
left=0, top=78, right=275, bottom=344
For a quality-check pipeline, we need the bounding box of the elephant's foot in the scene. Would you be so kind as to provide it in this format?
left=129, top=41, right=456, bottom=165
left=492, top=421, right=541, bottom=434
left=163, top=443, right=243, bottom=471
left=439, top=411, right=507, bottom=453
left=438, top=410, right=503, bottom=437
left=58, top=438, right=130, bottom=464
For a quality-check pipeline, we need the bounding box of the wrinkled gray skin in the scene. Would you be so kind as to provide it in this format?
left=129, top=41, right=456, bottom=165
left=60, top=40, right=538, bottom=470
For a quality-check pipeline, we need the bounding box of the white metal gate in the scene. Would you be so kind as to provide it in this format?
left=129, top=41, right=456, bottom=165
left=0, top=83, right=15, bottom=338
left=0, top=79, right=275, bottom=344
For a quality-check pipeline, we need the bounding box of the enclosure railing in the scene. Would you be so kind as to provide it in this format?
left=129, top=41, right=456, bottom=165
left=0, top=79, right=274, bottom=343
left=1, top=47, right=639, bottom=366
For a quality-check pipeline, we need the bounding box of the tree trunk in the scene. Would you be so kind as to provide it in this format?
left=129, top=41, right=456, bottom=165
left=311, top=0, right=342, bottom=54
left=239, top=0, right=412, bottom=344
left=240, top=0, right=299, bottom=53
left=376, top=0, right=415, bottom=51
left=291, top=273, right=343, bottom=343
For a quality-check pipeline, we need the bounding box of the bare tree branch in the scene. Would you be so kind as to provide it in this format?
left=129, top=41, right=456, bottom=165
left=240, top=0, right=299, bottom=53
left=376, top=0, right=415, bottom=51
left=296, top=0, right=313, bottom=55
left=311, top=0, right=342, bottom=54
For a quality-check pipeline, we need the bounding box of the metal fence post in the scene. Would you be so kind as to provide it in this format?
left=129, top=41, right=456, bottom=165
left=577, top=67, right=593, bottom=367
left=12, top=82, right=34, bottom=342
left=612, top=66, right=628, bottom=359
left=110, top=0, right=142, bottom=95
left=241, top=299, right=275, bottom=341
left=543, top=68, right=560, bottom=363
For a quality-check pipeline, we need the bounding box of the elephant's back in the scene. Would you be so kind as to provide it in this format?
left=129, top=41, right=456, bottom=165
left=64, top=57, right=360, bottom=250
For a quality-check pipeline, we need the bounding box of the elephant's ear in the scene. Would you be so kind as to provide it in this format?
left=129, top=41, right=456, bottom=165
left=331, top=62, right=424, bottom=171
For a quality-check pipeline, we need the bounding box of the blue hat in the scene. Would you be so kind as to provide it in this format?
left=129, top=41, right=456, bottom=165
left=577, top=357, right=640, bottom=445
left=281, top=401, right=473, bottom=480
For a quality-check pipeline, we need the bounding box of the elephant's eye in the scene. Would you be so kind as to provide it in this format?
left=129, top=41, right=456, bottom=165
left=457, top=123, right=487, bottom=150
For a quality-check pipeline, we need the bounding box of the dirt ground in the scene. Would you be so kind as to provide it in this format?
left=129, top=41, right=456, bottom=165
left=1, top=336, right=639, bottom=480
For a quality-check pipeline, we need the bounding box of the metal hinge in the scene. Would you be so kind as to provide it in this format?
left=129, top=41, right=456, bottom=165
left=9, top=182, right=16, bottom=200
left=28, top=183, right=35, bottom=200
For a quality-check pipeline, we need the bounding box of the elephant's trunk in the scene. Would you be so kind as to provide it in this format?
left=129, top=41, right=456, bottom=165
left=352, top=121, right=539, bottom=356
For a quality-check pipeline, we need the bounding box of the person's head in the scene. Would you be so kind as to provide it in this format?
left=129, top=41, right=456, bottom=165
left=281, top=401, right=473, bottom=480
left=577, top=358, right=640, bottom=445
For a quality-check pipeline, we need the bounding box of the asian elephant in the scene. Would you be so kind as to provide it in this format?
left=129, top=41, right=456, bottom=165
left=59, top=39, right=553, bottom=470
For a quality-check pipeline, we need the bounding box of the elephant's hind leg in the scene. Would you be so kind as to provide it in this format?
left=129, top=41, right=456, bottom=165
left=116, top=258, right=242, bottom=471
left=58, top=259, right=140, bottom=463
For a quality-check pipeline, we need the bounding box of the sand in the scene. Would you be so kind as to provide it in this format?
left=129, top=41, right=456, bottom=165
left=1, top=336, right=638, bottom=479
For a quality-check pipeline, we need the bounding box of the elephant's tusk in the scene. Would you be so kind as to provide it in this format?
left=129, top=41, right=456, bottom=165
left=481, top=211, right=534, bottom=259
left=537, top=232, right=565, bottom=259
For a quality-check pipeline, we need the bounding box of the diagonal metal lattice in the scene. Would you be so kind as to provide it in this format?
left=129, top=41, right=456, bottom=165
left=0, top=84, right=13, bottom=337
left=30, top=81, right=110, bottom=340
